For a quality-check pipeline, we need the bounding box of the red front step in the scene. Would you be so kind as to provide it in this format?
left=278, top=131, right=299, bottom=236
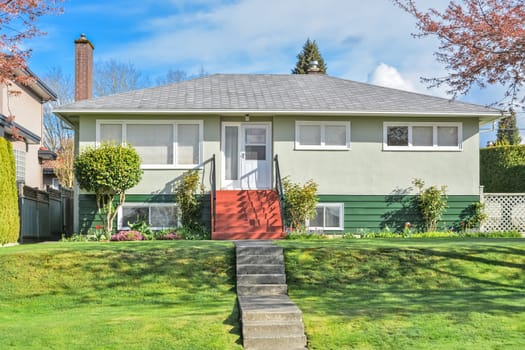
left=212, top=190, right=284, bottom=240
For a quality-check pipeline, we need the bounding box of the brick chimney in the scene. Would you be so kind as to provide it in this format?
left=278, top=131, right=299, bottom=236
left=74, top=34, right=94, bottom=101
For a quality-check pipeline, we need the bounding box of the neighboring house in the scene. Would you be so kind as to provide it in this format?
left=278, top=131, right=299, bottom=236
left=42, top=158, right=61, bottom=190
left=54, top=35, right=502, bottom=239
left=0, top=67, right=57, bottom=189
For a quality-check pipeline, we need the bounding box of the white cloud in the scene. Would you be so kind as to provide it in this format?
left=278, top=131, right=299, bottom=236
left=104, top=0, right=446, bottom=77
left=368, top=63, right=416, bottom=92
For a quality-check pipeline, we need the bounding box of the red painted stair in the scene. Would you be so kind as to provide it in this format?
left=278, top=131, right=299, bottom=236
left=212, top=190, right=285, bottom=240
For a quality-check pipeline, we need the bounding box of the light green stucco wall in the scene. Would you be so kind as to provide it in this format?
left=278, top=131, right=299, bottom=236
left=273, top=116, right=480, bottom=196
left=78, top=114, right=481, bottom=197
left=78, top=113, right=221, bottom=195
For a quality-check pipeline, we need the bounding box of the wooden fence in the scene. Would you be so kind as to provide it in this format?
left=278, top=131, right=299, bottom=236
left=18, top=185, right=73, bottom=242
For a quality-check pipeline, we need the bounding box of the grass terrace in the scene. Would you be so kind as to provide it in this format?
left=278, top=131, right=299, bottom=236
left=277, top=239, right=525, bottom=349
left=0, top=241, right=242, bottom=350
left=1, top=239, right=524, bottom=349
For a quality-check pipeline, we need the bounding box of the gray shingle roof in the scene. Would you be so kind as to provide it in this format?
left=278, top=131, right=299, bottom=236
left=54, top=74, right=500, bottom=116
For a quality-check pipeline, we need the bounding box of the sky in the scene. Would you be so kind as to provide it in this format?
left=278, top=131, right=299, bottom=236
left=25, top=0, right=524, bottom=145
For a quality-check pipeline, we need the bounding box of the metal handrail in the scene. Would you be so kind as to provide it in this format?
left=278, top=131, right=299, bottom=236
left=273, top=154, right=285, bottom=232
left=210, top=154, right=217, bottom=233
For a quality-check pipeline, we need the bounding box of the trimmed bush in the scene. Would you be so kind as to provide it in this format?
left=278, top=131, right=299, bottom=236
left=74, top=143, right=142, bottom=232
left=0, top=138, right=20, bottom=244
left=480, top=145, right=525, bottom=192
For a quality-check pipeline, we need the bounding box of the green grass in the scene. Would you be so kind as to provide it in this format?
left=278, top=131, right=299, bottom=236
left=2, top=239, right=524, bottom=350
left=277, top=239, right=525, bottom=350
left=0, top=241, right=242, bottom=350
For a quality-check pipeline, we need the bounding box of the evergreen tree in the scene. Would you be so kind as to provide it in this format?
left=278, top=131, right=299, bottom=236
left=0, top=138, right=20, bottom=244
left=292, top=39, right=327, bottom=74
left=497, top=109, right=522, bottom=145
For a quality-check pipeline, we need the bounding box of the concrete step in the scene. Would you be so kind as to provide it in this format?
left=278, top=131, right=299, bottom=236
left=239, top=296, right=303, bottom=322
left=243, top=334, right=307, bottom=350
left=237, top=264, right=285, bottom=275
left=212, top=231, right=284, bottom=240
left=242, top=320, right=305, bottom=337
left=237, top=284, right=288, bottom=296
left=236, top=253, right=284, bottom=265
left=237, top=273, right=286, bottom=284
left=236, top=245, right=283, bottom=256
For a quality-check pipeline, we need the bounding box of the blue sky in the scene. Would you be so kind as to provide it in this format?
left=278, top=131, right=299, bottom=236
left=26, top=0, right=523, bottom=145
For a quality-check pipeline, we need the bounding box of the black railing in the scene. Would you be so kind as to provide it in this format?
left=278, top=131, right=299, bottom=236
left=210, top=154, right=217, bottom=233
left=273, top=154, right=285, bottom=232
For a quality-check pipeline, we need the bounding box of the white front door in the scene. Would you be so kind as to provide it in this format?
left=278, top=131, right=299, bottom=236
left=222, top=122, right=271, bottom=189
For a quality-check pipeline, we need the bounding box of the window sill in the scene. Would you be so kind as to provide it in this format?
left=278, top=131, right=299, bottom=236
left=140, top=164, right=202, bottom=170
left=383, top=146, right=462, bottom=152
left=308, top=227, right=344, bottom=231
left=295, top=146, right=351, bottom=151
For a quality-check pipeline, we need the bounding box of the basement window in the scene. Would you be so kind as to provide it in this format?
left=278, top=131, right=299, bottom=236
left=307, top=203, right=344, bottom=231
left=118, top=203, right=179, bottom=230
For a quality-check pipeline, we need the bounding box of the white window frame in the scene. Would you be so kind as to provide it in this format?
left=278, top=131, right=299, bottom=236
left=118, top=202, right=180, bottom=230
left=96, top=119, right=203, bottom=169
left=383, top=122, right=462, bottom=151
left=13, top=149, right=26, bottom=182
left=306, top=203, right=345, bottom=231
left=295, top=121, right=351, bottom=150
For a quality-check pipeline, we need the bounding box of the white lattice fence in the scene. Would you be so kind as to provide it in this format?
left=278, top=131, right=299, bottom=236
left=481, top=193, right=525, bottom=233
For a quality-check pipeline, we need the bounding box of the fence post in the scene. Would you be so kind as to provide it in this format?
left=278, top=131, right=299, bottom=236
left=479, top=186, right=484, bottom=203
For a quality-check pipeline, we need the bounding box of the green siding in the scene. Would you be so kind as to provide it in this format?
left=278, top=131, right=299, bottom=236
left=79, top=193, right=479, bottom=234
left=318, top=194, right=480, bottom=233
left=78, top=194, right=211, bottom=233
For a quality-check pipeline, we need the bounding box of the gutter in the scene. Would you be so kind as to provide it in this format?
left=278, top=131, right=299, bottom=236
left=0, top=114, right=41, bottom=144
left=53, top=108, right=503, bottom=118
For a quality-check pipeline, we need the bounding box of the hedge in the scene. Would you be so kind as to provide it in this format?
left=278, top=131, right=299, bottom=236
left=0, top=138, right=20, bottom=244
left=480, top=145, right=525, bottom=193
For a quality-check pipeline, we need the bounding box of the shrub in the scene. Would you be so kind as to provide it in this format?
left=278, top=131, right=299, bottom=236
left=110, top=230, right=145, bottom=241
left=74, top=143, right=142, bottom=232
left=177, top=225, right=210, bottom=240
left=156, top=232, right=183, bottom=240
left=282, top=177, right=318, bottom=231
left=480, top=144, right=525, bottom=192
left=461, top=230, right=522, bottom=238
left=284, top=232, right=328, bottom=240
left=413, top=178, right=448, bottom=232
left=0, top=138, right=20, bottom=244
left=174, top=170, right=203, bottom=229
left=460, top=202, right=488, bottom=231
left=128, top=221, right=154, bottom=240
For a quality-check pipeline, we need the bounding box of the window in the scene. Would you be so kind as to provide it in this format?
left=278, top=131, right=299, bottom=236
left=97, top=120, right=203, bottom=168
left=13, top=149, right=25, bottom=182
left=307, top=203, right=344, bottom=231
left=118, top=203, right=179, bottom=230
left=383, top=122, right=462, bottom=151
left=295, top=121, right=350, bottom=150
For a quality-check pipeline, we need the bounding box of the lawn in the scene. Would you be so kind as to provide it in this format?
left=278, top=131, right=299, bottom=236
left=277, top=239, right=525, bottom=350
left=0, top=241, right=242, bottom=350
left=2, top=239, right=524, bottom=350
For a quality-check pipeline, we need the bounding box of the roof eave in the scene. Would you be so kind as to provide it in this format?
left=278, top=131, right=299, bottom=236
left=53, top=108, right=503, bottom=119
left=0, top=114, right=41, bottom=144
left=14, top=67, right=57, bottom=102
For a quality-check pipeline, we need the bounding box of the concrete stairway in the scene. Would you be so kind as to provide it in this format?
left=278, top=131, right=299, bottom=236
left=236, top=241, right=307, bottom=350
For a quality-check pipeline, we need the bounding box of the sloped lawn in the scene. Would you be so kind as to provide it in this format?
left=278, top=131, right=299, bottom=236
left=0, top=241, right=241, bottom=350
left=278, top=239, right=525, bottom=350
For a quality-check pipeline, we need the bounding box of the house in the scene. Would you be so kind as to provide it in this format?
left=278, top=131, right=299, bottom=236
left=0, top=67, right=57, bottom=189
left=54, top=35, right=502, bottom=239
